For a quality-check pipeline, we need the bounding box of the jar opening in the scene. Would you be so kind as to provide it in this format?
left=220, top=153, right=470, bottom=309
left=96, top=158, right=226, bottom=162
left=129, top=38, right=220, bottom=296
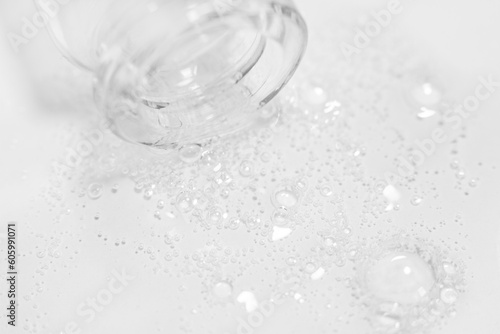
left=94, top=2, right=307, bottom=149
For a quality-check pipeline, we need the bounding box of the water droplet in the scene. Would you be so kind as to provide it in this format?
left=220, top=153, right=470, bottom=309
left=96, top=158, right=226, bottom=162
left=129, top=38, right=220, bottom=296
left=201, top=150, right=221, bottom=171
left=456, top=170, right=466, bottom=180
left=469, top=178, right=477, bottom=187
left=237, top=291, right=258, bottom=313
left=157, top=200, right=165, bottom=209
left=364, top=252, right=435, bottom=304
left=213, top=281, right=233, bottom=299
left=239, top=160, right=254, bottom=177
left=99, top=155, right=116, bottom=172
left=305, top=262, right=317, bottom=273
left=320, top=185, right=333, bottom=197
left=260, top=152, right=271, bottom=162
left=225, top=217, right=242, bottom=230
left=208, top=208, right=223, bottom=225
left=410, top=196, right=423, bottom=206
left=416, top=107, right=437, bottom=119
left=272, top=207, right=290, bottom=226
left=410, top=81, right=442, bottom=108
left=273, top=188, right=299, bottom=208
left=176, top=191, right=194, bottom=213
left=440, top=287, right=458, bottom=304
left=272, top=226, right=292, bottom=241
left=372, top=315, right=401, bottom=334
left=87, top=183, right=103, bottom=200
left=301, top=81, right=328, bottom=105
left=245, top=216, right=261, bottom=230
left=311, top=267, right=326, bottom=280
left=179, top=144, right=202, bottom=163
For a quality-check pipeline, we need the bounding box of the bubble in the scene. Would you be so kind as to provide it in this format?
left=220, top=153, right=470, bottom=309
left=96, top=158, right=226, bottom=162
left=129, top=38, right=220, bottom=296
left=410, top=81, right=442, bottom=108
left=201, top=150, right=221, bottom=171
left=99, top=155, right=117, bottom=172
left=372, top=315, right=401, bottom=334
left=87, top=183, right=103, bottom=200
left=320, top=185, right=333, bottom=197
left=245, top=216, right=261, bottom=230
left=304, top=262, right=317, bottom=273
left=456, top=170, right=466, bottom=180
left=176, top=191, right=194, bottom=213
left=416, top=107, right=436, bottom=119
left=212, top=281, right=233, bottom=299
left=300, top=81, right=328, bottom=105
left=207, top=208, right=223, bottom=225
left=260, top=103, right=281, bottom=120
left=272, top=207, right=290, bottom=226
left=239, top=160, right=254, bottom=177
left=178, top=144, right=202, bottom=163
left=260, top=152, right=271, bottom=162
left=295, top=178, right=308, bottom=191
left=273, top=187, right=299, bottom=208
left=440, top=287, right=458, bottom=304
left=364, top=252, right=435, bottom=305
left=410, top=196, right=423, bottom=206
left=220, top=188, right=230, bottom=199
left=225, top=217, right=242, bottom=230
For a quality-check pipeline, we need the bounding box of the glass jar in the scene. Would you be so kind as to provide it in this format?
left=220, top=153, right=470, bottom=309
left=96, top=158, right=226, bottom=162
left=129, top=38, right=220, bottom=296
left=34, top=0, right=308, bottom=149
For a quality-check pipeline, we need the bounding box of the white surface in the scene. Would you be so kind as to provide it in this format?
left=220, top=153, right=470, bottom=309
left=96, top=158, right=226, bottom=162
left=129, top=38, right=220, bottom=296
left=1, top=1, right=500, bottom=334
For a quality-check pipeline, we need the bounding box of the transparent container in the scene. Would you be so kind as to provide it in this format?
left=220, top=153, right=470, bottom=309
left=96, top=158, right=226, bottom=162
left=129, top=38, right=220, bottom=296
left=34, top=0, right=308, bottom=149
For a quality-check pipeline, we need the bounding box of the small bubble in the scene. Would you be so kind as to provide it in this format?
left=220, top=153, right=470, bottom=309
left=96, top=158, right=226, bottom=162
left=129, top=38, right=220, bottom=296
left=320, top=185, right=333, bottom=197
left=410, top=196, right=423, bottom=206
left=272, top=207, right=290, bottom=226
left=239, top=160, right=254, bottom=177
left=260, top=152, right=271, bottom=162
left=179, top=144, right=202, bottom=164
left=301, top=81, right=328, bottom=105
left=87, top=183, right=103, bottom=200
left=201, top=150, right=221, bottom=171
left=305, top=262, right=317, bottom=273
left=410, top=81, right=442, bottom=108
left=208, top=208, right=223, bottom=225
left=225, top=217, right=242, bottom=230
left=273, top=188, right=299, bottom=208
left=469, top=178, right=477, bottom=187
left=176, top=191, right=194, bottom=213
left=372, top=315, right=401, bottom=334
left=212, top=281, right=233, bottom=299
left=220, top=188, right=230, bottom=199
left=456, top=170, right=466, bottom=180
left=143, top=189, right=153, bottom=200
left=450, top=160, right=460, bottom=170
left=440, top=287, right=458, bottom=304
left=245, top=216, right=261, bottom=230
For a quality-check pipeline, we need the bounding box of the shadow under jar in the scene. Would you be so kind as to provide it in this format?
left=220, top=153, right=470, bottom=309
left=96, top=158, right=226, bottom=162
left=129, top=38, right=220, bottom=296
left=34, top=0, right=308, bottom=149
